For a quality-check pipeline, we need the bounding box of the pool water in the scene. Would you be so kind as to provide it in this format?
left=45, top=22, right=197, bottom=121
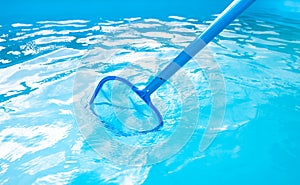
left=1, top=1, right=300, bottom=185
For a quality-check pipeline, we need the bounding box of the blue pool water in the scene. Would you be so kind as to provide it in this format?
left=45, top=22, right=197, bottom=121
left=1, top=0, right=300, bottom=184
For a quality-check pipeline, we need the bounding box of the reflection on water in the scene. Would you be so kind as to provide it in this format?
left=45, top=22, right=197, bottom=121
left=0, top=13, right=299, bottom=184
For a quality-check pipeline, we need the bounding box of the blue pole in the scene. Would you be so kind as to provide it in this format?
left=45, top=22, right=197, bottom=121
left=143, top=0, right=255, bottom=95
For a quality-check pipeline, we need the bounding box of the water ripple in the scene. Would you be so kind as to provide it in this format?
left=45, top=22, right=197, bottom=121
left=0, top=12, right=299, bottom=184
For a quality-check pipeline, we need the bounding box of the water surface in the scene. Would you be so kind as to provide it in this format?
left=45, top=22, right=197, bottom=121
left=0, top=12, right=300, bottom=185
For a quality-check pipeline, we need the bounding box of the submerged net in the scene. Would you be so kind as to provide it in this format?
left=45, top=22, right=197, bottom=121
left=90, top=80, right=160, bottom=136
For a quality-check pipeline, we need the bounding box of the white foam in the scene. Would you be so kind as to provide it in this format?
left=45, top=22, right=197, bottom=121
left=141, top=31, right=174, bottom=39
left=132, top=23, right=162, bottom=28
left=11, top=23, right=33, bottom=27
left=56, top=26, right=100, bottom=34
left=144, top=18, right=162, bottom=23
left=34, top=36, right=76, bottom=45
left=11, top=25, right=100, bottom=41
left=7, top=51, right=21, bottom=55
left=76, top=35, right=105, bottom=45
left=102, top=38, right=162, bottom=48
left=168, top=16, right=186, bottom=20
left=101, top=25, right=128, bottom=32
left=0, top=34, right=8, bottom=38
left=98, top=20, right=124, bottom=26
left=10, top=30, right=56, bottom=41
left=0, top=59, right=11, bottom=64
left=124, top=17, right=142, bottom=21
left=41, top=24, right=87, bottom=28
left=37, top=20, right=89, bottom=24
left=0, top=46, right=5, bottom=51
left=169, top=27, right=195, bottom=33
left=187, top=18, right=198, bottom=22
